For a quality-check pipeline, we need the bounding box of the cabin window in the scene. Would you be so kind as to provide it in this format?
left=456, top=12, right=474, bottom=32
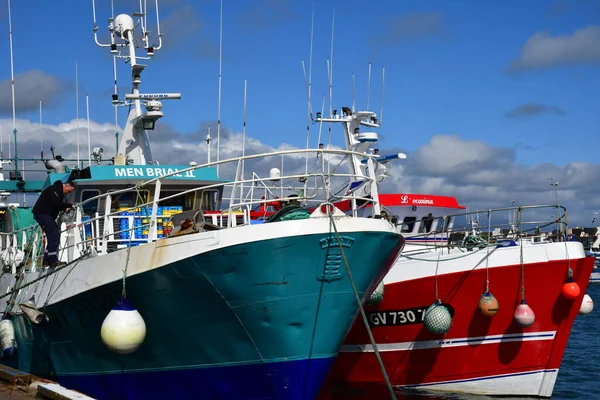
left=443, top=216, right=455, bottom=231
left=159, top=190, right=195, bottom=211
left=401, top=216, right=417, bottom=233
left=420, top=213, right=435, bottom=233
left=200, top=190, right=219, bottom=212
left=108, top=190, right=150, bottom=211
left=80, top=189, right=101, bottom=214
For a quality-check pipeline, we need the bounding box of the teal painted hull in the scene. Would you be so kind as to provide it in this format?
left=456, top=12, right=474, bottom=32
left=10, top=230, right=403, bottom=399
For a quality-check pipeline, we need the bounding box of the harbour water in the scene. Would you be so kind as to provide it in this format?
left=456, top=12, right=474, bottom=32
left=323, top=283, right=600, bottom=400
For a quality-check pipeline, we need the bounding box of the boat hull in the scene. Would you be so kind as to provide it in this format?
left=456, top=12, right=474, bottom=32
left=4, top=218, right=403, bottom=400
left=325, top=242, right=593, bottom=398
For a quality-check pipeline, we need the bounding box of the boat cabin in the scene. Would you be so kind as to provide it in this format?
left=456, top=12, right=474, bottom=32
left=44, top=164, right=231, bottom=255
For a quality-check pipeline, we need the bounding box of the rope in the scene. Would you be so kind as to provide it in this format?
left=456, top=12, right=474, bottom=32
left=518, top=207, right=526, bottom=302
left=0, top=255, right=87, bottom=303
left=485, top=211, right=491, bottom=293
left=561, top=216, right=573, bottom=280
left=43, top=259, right=83, bottom=309
left=327, top=210, right=397, bottom=400
left=121, top=185, right=146, bottom=298
left=434, top=252, right=441, bottom=300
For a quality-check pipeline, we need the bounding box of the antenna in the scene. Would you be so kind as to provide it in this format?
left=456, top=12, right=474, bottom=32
left=280, top=141, right=284, bottom=198
left=316, top=93, right=326, bottom=149
left=326, top=59, right=333, bottom=148
left=22, top=159, right=25, bottom=205
left=152, top=0, right=163, bottom=50
left=241, top=79, right=247, bottom=201
left=86, top=94, right=92, bottom=167
left=351, top=73, right=356, bottom=112
left=304, top=1, right=315, bottom=177
left=206, top=125, right=211, bottom=164
left=8, top=0, right=17, bottom=173
left=75, top=61, right=80, bottom=167
left=39, top=99, right=43, bottom=159
left=137, top=0, right=148, bottom=49
left=380, top=66, right=385, bottom=126
left=112, top=54, right=119, bottom=155
left=366, top=62, right=372, bottom=110
left=0, top=123, right=3, bottom=159
left=216, top=0, right=223, bottom=176
left=328, top=6, right=335, bottom=118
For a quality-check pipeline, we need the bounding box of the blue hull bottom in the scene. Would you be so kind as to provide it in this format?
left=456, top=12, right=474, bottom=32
left=57, top=357, right=335, bottom=400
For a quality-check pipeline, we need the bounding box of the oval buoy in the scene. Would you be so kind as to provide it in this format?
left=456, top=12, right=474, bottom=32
left=424, top=300, right=452, bottom=334
left=514, top=301, right=535, bottom=327
left=101, top=297, right=146, bottom=355
left=562, top=280, right=581, bottom=300
left=366, top=281, right=384, bottom=305
left=579, top=294, right=594, bottom=315
left=0, top=319, right=16, bottom=357
left=478, top=292, right=499, bottom=317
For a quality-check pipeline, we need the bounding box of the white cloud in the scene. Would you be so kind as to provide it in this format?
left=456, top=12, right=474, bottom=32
left=510, top=25, right=600, bottom=71
left=3, top=117, right=600, bottom=227
left=0, top=70, right=67, bottom=114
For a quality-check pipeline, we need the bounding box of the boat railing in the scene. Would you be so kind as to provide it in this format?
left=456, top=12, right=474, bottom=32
left=0, top=148, right=385, bottom=272
left=398, top=204, right=569, bottom=254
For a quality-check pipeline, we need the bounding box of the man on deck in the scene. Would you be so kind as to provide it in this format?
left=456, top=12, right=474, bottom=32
left=32, top=179, right=76, bottom=267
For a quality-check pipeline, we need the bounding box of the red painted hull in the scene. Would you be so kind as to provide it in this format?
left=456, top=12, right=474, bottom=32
left=322, top=256, right=594, bottom=397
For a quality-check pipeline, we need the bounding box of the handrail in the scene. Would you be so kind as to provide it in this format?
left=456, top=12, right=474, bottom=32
left=0, top=148, right=387, bottom=263
left=75, top=147, right=380, bottom=209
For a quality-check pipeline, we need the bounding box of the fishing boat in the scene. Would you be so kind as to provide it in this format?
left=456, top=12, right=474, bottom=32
left=0, top=3, right=405, bottom=399
left=313, top=105, right=594, bottom=398
left=585, top=227, right=600, bottom=283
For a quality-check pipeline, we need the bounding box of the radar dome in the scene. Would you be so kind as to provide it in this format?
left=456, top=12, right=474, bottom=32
left=114, top=14, right=135, bottom=36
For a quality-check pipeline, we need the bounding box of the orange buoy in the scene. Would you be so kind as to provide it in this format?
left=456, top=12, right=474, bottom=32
left=513, top=301, right=535, bottom=328
left=562, top=279, right=580, bottom=300
left=478, top=292, right=499, bottom=317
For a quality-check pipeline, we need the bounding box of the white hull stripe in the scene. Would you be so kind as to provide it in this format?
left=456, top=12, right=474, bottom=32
left=397, top=368, right=559, bottom=389
left=340, top=331, right=556, bottom=352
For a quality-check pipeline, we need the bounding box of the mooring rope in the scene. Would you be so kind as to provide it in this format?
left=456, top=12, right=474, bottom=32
left=518, top=207, right=526, bottom=302
left=327, top=209, right=397, bottom=400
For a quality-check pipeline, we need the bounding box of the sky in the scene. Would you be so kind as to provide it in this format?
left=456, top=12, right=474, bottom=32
left=0, top=0, right=599, bottom=226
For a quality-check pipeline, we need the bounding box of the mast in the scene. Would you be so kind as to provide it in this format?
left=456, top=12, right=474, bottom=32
left=91, top=0, right=179, bottom=166
left=216, top=0, right=223, bottom=176
left=86, top=94, right=92, bottom=167
left=241, top=79, right=247, bottom=200
left=39, top=99, right=43, bottom=159
left=8, top=0, right=17, bottom=175
left=76, top=61, right=80, bottom=166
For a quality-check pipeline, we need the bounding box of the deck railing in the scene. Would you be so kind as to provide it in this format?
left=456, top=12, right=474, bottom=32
left=0, top=148, right=385, bottom=271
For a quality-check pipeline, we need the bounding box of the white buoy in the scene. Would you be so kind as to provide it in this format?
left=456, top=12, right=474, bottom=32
left=579, top=293, right=594, bottom=315
left=101, top=297, right=146, bottom=355
left=514, top=301, right=535, bottom=328
left=0, top=319, right=16, bottom=357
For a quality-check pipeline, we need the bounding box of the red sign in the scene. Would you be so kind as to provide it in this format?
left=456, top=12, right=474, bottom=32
left=379, top=194, right=465, bottom=209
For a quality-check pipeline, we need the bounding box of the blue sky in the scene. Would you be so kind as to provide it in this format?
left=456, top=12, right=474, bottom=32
left=0, top=0, right=600, bottom=225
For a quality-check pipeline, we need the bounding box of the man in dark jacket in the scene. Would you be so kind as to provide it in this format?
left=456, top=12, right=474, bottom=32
left=32, top=180, right=76, bottom=267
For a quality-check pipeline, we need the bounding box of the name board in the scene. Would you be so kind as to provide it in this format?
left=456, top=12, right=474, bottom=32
left=114, top=167, right=196, bottom=179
